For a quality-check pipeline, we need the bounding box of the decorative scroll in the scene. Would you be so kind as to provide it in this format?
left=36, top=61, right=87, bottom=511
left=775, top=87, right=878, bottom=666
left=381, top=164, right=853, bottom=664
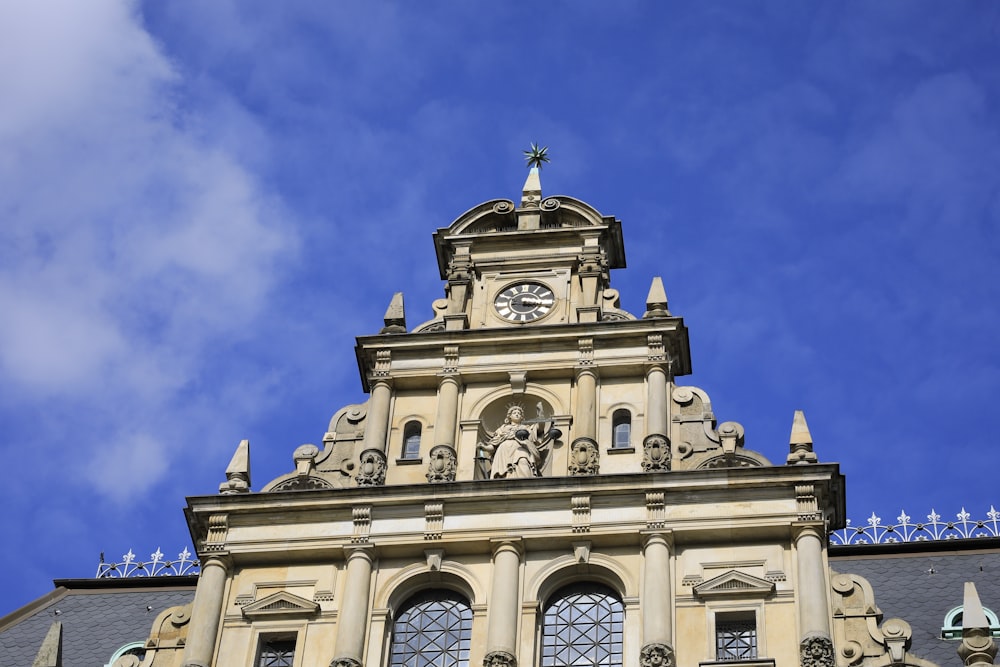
left=830, top=507, right=1000, bottom=546
left=96, top=548, right=200, bottom=578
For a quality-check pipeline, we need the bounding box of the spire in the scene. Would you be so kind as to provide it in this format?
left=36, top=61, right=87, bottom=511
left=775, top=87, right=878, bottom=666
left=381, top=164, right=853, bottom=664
left=32, top=621, right=62, bottom=667
left=643, top=277, right=671, bottom=318
left=381, top=292, right=407, bottom=334
left=520, top=143, right=548, bottom=208
left=958, top=582, right=998, bottom=666
left=521, top=167, right=542, bottom=208
left=786, top=410, right=818, bottom=464
left=219, top=439, right=251, bottom=494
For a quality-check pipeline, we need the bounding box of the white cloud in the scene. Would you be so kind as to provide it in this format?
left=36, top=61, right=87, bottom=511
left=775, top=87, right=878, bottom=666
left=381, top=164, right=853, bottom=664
left=0, top=0, right=298, bottom=496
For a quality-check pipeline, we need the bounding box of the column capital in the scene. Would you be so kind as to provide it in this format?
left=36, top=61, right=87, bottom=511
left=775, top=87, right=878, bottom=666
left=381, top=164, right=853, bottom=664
left=199, top=554, right=233, bottom=573
left=489, top=538, right=523, bottom=559
left=575, top=366, right=599, bottom=379
left=792, top=522, right=827, bottom=544
left=343, top=544, right=376, bottom=563
left=641, top=530, right=674, bottom=551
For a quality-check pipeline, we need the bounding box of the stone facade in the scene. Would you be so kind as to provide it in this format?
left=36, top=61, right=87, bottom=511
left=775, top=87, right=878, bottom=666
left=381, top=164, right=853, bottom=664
left=9, top=169, right=993, bottom=666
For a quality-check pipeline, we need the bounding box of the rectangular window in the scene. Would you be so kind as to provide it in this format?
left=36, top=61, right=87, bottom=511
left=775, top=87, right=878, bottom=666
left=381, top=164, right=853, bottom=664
left=715, top=612, right=757, bottom=661
left=257, top=636, right=296, bottom=667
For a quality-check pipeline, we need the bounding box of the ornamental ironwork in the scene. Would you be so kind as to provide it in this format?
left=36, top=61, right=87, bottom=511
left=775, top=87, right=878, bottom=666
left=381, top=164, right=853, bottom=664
left=96, top=548, right=200, bottom=578
left=830, top=507, right=1000, bottom=546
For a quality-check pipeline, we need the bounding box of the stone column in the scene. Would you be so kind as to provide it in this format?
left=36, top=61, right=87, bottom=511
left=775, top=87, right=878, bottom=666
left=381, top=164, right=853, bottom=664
left=182, top=556, right=229, bottom=667
left=574, top=368, right=598, bottom=441
left=434, top=376, right=460, bottom=447
left=332, top=546, right=375, bottom=667
left=646, top=365, right=668, bottom=438
left=795, top=526, right=834, bottom=666
left=642, top=363, right=671, bottom=472
left=641, top=533, right=675, bottom=667
left=484, top=540, right=522, bottom=667
left=362, top=379, right=392, bottom=453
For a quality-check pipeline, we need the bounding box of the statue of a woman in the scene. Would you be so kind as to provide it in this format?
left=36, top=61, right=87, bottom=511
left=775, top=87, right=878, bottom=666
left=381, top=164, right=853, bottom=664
left=479, top=405, right=560, bottom=479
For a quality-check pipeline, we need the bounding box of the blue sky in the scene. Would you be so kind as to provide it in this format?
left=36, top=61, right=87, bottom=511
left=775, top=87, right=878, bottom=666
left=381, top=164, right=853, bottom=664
left=1, top=1, right=998, bottom=611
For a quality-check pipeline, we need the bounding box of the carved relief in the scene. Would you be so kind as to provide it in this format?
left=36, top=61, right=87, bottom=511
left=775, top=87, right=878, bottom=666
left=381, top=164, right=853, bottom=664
left=204, top=514, right=228, bottom=552
left=270, top=476, right=335, bottom=492
left=424, top=503, right=443, bottom=540
left=642, top=434, right=671, bottom=472
left=355, top=449, right=387, bottom=487
left=331, top=659, right=362, bottom=667
left=568, top=437, right=599, bottom=476
left=351, top=506, right=371, bottom=543
left=483, top=650, right=517, bottom=667
left=572, top=495, right=591, bottom=533
left=426, top=445, right=458, bottom=483
left=443, top=345, right=460, bottom=374
left=640, top=642, right=675, bottom=667
left=646, top=492, right=666, bottom=528
left=800, top=635, right=835, bottom=667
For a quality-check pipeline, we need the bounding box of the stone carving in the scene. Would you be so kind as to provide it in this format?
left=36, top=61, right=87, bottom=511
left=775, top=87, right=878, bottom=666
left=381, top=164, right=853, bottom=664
left=478, top=405, right=560, bottom=479
left=640, top=642, right=675, bottom=667
left=219, top=439, right=251, bottom=494
left=642, top=434, right=671, bottom=472
left=270, top=475, right=335, bottom=492
left=426, top=445, right=458, bottom=483
left=830, top=572, right=938, bottom=667
left=330, top=658, right=362, bottom=667
left=800, top=635, right=835, bottom=667
left=568, top=437, right=599, bottom=476
left=483, top=650, right=517, bottom=667
left=355, top=449, right=387, bottom=486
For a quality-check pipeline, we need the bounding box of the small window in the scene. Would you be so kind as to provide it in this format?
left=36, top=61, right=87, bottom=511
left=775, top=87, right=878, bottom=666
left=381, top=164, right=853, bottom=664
left=942, top=605, right=1000, bottom=639
left=256, top=635, right=296, bottom=667
left=612, top=410, right=631, bottom=449
left=716, top=612, right=757, bottom=661
left=402, top=422, right=422, bottom=459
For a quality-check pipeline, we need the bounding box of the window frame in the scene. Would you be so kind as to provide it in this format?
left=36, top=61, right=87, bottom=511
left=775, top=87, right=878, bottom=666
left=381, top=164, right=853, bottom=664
left=705, top=601, right=767, bottom=664
left=248, top=627, right=303, bottom=667
left=611, top=409, right=632, bottom=449
left=400, top=421, right=423, bottom=461
left=387, top=588, right=473, bottom=667
left=539, top=582, right=625, bottom=667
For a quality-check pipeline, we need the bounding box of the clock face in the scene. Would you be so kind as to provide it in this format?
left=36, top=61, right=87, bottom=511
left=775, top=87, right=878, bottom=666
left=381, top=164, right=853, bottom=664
left=494, top=282, right=555, bottom=322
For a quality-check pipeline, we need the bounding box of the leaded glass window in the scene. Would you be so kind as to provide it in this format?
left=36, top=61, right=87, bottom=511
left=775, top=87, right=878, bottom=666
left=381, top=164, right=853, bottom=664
left=389, top=590, right=472, bottom=667
left=716, top=616, right=757, bottom=661
left=257, top=637, right=296, bottom=667
left=541, top=583, right=624, bottom=667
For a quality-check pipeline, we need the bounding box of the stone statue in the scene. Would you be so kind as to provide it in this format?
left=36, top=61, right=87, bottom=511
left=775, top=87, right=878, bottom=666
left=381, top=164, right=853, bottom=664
left=479, top=405, right=560, bottom=479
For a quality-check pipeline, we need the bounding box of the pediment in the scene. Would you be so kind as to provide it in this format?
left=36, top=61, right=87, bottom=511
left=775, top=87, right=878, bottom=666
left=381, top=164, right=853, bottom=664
left=693, top=570, right=775, bottom=600
left=241, top=591, right=320, bottom=620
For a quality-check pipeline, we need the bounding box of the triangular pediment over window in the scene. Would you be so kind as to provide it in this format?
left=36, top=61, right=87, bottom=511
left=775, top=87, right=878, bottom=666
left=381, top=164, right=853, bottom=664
left=693, top=570, right=775, bottom=600
left=241, top=591, right=320, bottom=620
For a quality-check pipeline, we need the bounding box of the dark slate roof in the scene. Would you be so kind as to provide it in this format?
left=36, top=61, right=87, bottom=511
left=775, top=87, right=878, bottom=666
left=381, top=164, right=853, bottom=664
left=0, top=578, right=196, bottom=667
left=831, top=544, right=1000, bottom=667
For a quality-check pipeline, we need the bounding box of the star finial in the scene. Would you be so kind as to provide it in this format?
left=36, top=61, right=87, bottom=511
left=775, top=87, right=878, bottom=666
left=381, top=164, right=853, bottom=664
left=523, top=143, right=550, bottom=170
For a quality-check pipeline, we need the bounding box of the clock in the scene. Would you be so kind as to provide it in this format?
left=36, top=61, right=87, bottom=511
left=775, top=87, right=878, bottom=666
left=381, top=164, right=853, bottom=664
left=494, top=282, right=555, bottom=322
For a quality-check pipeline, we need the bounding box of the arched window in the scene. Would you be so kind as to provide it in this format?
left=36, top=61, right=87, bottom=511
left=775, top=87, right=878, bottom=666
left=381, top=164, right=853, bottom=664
left=611, top=410, right=631, bottom=449
left=402, top=421, right=422, bottom=459
left=104, top=643, right=146, bottom=667
left=541, top=583, right=624, bottom=667
left=389, top=590, right=472, bottom=667
left=942, top=605, right=1000, bottom=639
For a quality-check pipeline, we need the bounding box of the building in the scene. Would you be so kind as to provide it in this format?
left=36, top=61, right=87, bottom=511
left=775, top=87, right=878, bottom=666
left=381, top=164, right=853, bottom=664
left=3, top=169, right=997, bottom=667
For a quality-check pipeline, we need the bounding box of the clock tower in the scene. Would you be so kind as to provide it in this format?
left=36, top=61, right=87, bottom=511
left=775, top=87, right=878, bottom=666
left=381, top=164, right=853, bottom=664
left=181, top=162, right=847, bottom=667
